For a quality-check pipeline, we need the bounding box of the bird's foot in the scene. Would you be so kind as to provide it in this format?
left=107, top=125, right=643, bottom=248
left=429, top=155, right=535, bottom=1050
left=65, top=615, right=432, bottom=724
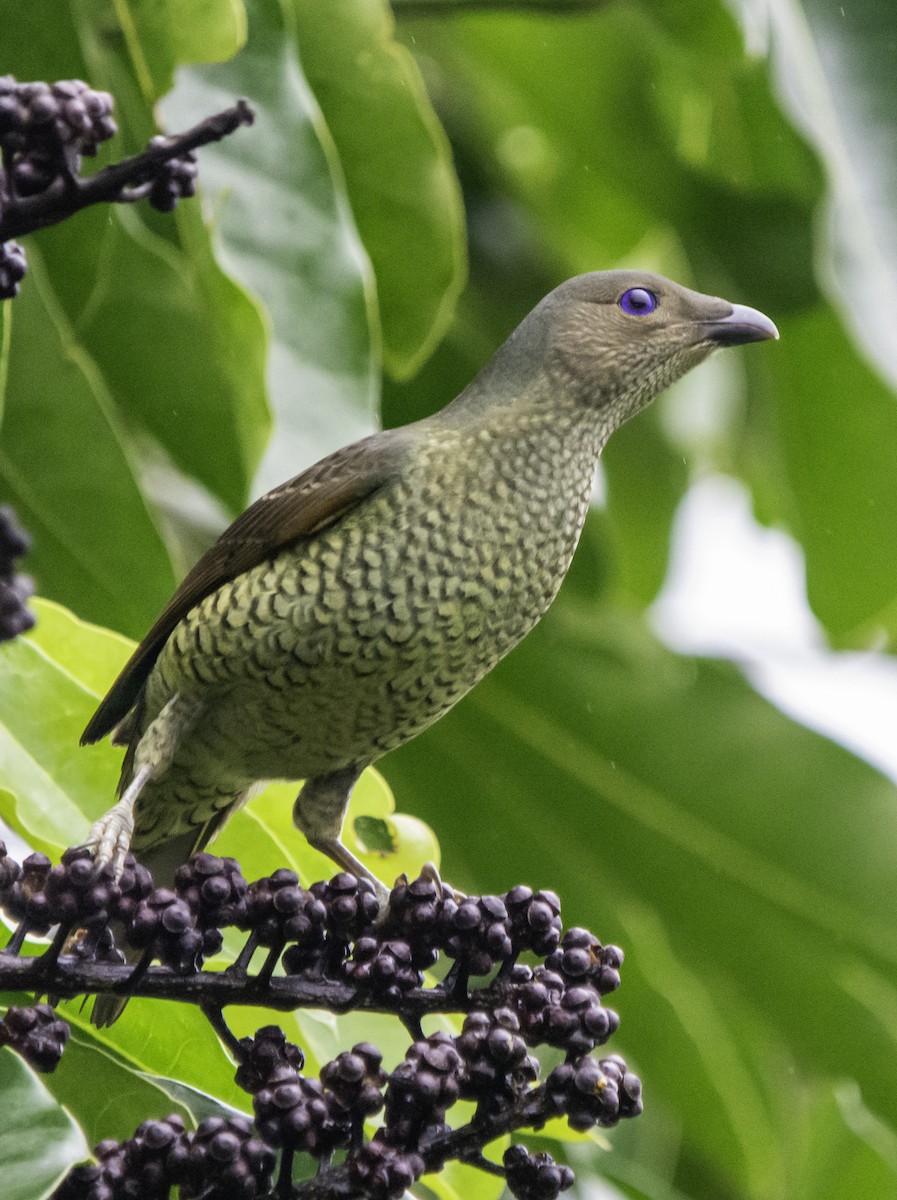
left=80, top=764, right=152, bottom=878
left=306, top=832, right=391, bottom=908
left=81, top=796, right=136, bottom=879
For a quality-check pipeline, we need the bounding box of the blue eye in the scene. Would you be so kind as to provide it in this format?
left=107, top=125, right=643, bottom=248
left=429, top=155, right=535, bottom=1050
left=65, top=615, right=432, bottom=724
left=619, top=288, right=658, bottom=316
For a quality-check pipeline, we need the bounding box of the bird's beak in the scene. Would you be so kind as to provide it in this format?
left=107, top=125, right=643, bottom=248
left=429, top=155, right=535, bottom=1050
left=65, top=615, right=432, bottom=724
left=702, top=303, right=779, bottom=346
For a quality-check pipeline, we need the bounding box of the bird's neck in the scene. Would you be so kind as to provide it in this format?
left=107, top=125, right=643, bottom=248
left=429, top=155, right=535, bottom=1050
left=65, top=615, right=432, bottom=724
left=439, top=329, right=616, bottom=452
left=422, top=380, right=605, bottom=539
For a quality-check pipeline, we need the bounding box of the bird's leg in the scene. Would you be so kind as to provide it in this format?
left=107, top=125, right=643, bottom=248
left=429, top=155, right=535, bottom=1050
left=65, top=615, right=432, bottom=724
left=293, top=766, right=391, bottom=906
left=83, top=693, right=202, bottom=876
left=82, top=765, right=148, bottom=876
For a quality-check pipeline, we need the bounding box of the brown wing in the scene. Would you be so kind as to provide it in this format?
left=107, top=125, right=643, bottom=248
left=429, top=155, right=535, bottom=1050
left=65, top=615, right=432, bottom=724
left=81, top=427, right=415, bottom=745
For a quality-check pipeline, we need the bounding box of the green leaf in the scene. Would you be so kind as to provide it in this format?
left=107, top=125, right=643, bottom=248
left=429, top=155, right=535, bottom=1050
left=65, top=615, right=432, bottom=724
left=0, top=0, right=84, bottom=83
left=742, top=303, right=897, bottom=643
left=0, top=1048, right=90, bottom=1200
left=398, top=5, right=821, bottom=311
left=783, top=1082, right=897, bottom=1200
left=1, top=1, right=270, bottom=525
left=0, top=298, right=10, bottom=435
left=62, top=996, right=252, bottom=1114
left=41, top=1030, right=195, bottom=1146
left=161, top=0, right=378, bottom=494
left=21, top=598, right=134, bottom=697
left=423, top=1149, right=508, bottom=1200
left=755, top=0, right=897, bottom=393
left=154, top=0, right=248, bottom=81
left=601, top=403, right=689, bottom=607
left=70, top=207, right=270, bottom=514
left=292, top=0, right=467, bottom=378
left=0, top=603, right=124, bottom=853
left=0, top=258, right=177, bottom=639
left=95, top=0, right=247, bottom=101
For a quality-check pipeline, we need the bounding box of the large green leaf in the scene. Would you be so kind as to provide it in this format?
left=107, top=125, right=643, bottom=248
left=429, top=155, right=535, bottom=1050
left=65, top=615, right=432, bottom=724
left=42, top=1031, right=195, bottom=1146
left=0, top=1, right=84, bottom=83
left=292, top=0, right=466, bottom=379
left=785, top=1084, right=897, bottom=1200
left=1, top=602, right=252, bottom=1119
left=114, top=0, right=247, bottom=98
left=0, top=259, right=177, bottom=639
left=0, top=0, right=271, bottom=550
left=162, top=0, right=378, bottom=495
left=741, top=302, right=897, bottom=644
left=752, top=0, right=897, bottom=390
left=382, top=579, right=897, bottom=1193
left=0, top=1048, right=89, bottom=1200
left=63, top=0, right=271, bottom=515
left=66, top=207, right=270, bottom=515
left=600, top=403, right=690, bottom=607
left=0, top=299, right=10, bottom=435
left=60, top=994, right=252, bottom=1115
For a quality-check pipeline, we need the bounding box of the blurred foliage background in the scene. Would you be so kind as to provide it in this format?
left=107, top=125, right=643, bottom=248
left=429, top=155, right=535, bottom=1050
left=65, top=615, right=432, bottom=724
left=2, top=0, right=897, bottom=1197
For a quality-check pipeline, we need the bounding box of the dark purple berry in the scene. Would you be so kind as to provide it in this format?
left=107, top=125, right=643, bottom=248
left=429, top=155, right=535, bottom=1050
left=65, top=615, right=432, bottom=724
left=0, top=242, right=28, bottom=301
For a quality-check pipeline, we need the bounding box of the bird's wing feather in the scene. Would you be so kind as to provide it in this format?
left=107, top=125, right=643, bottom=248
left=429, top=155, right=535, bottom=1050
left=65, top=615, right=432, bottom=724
left=81, top=428, right=414, bottom=745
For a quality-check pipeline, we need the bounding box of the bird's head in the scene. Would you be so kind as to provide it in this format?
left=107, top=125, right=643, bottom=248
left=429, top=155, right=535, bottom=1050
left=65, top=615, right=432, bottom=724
left=535, top=270, right=778, bottom=430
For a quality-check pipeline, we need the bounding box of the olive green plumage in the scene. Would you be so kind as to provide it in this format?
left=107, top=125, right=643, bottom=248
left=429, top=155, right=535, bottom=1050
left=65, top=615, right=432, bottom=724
left=82, top=270, right=777, bottom=1021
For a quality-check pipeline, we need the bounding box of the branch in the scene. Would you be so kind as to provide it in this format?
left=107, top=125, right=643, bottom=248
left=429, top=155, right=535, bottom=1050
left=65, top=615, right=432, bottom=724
left=291, top=1090, right=551, bottom=1198
left=0, top=99, right=254, bottom=242
left=0, top=948, right=475, bottom=1018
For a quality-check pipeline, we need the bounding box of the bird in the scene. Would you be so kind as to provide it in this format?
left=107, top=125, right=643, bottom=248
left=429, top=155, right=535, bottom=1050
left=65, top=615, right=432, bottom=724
left=81, top=270, right=777, bottom=1021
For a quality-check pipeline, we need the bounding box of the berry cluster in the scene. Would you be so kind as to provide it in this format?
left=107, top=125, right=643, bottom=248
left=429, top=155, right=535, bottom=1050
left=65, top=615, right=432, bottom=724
left=503, top=1145, right=574, bottom=1200
left=456, top=1008, right=539, bottom=1108
left=0, top=506, right=35, bottom=641
left=240, top=1032, right=384, bottom=1161
left=3, top=846, right=125, bottom=939
left=1, top=846, right=643, bottom=1199
left=546, top=1054, right=643, bottom=1130
left=0, top=76, right=117, bottom=298
left=0, top=1002, right=69, bottom=1072
left=0, top=76, right=116, bottom=165
left=124, top=852, right=248, bottom=972
left=52, top=1114, right=275, bottom=1200
left=0, top=77, right=252, bottom=299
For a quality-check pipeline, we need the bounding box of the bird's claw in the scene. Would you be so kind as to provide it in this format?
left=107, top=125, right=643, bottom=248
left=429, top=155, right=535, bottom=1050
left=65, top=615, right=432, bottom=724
left=82, top=799, right=135, bottom=880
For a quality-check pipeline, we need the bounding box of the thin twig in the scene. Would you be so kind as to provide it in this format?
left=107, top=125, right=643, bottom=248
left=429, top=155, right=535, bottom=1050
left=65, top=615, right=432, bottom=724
left=291, top=1091, right=548, bottom=1198
left=201, top=1002, right=244, bottom=1057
